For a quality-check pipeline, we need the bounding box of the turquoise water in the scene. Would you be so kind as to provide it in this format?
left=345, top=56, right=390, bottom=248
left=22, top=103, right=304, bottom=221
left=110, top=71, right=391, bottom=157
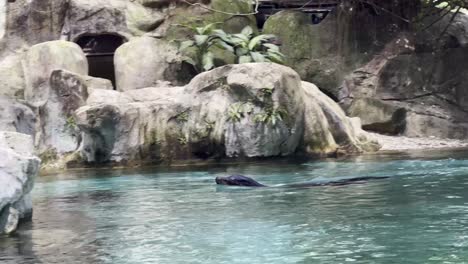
left=2, top=151, right=468, bottom=263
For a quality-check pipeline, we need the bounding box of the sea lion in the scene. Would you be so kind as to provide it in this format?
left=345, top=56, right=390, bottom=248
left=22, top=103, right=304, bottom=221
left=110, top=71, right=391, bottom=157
left=215, top=174, right=389, bottom=188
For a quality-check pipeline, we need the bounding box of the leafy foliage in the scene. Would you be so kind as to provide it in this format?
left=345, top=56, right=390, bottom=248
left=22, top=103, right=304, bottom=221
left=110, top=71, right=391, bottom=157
left=177, top=23, right=228, bottom=73
left=65, top=116, right=77, bottom=130
left=64, top=116, right=79, bottom=138
left=178, top=24, right=284, bottom=72
left=177, top=135, right=188, bottom=145
left=204, top=119, right=216, bottom=132
left=254, top=107, right=288, bottom=126
left=227, top=103, right=246, bottom=122
left=175, top=111, right=189, bottom=123
left=259, top=87, right=275, bottom=97
left=214, top=26, right=285, bottom=64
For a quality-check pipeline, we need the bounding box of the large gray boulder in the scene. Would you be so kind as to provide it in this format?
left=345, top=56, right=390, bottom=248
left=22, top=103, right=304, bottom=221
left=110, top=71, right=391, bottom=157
left=188, top=64, right=305, bottom=158
left=38, top=70, right=92, bottom=154
left=126, top=2, right=165, bottom=36
left=0, top=132, right=40, bottom=235
left=114, top=37, right=194, bottom=91
left=37, top=69, right=114, bottom=172
left=23, top=40, right=88, bottom=107
left=302, top=82, right=379, bottom=154
left=75, top=63, right=379, bottom=166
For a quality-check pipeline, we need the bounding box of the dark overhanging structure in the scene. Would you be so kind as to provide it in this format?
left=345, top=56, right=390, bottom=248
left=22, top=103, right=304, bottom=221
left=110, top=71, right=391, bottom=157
left=255, top=0, right=340, bottom=28
left=75, top=34, right=125, bottom=89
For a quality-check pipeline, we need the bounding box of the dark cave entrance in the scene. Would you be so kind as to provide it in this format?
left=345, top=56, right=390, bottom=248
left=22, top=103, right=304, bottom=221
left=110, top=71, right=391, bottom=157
left=76, top=34, right=125, bottom=89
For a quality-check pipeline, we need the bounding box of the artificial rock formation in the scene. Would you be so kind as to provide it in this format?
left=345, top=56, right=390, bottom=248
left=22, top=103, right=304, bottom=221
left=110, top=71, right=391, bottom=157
left=339, top=12, right=468, bottom=139
left=114, top=37, right=194, bottom=91
left=76, top=63, right=379, bottom=166
left=263, top=10, right=344, bottom=97
left=0, top=96, right=36, bottom=137
left=0, top=54, right=26, bottom=98
left=38, top=70, right=108, bottom=155
left=0, top=132, right=40, bottom=235
left=23, top=40, right=88, bottom=107
left=2, top=0, right=466, bottom=173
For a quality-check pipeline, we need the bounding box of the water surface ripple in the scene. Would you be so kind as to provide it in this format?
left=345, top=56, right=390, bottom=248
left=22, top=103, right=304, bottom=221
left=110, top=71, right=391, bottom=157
left=2, top=152, right=468, bottom=263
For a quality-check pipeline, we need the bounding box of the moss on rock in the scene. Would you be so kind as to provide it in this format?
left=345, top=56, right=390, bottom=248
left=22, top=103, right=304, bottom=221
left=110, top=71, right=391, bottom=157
left=263, top=11, right=344, bottom=97
left=210, top=0, right=257, bottom=33
left=165, top=0, right=256, bottom=41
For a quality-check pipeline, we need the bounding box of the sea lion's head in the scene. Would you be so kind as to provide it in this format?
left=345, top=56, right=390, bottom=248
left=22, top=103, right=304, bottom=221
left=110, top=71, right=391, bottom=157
left=215, top=175, right=266, bottom=187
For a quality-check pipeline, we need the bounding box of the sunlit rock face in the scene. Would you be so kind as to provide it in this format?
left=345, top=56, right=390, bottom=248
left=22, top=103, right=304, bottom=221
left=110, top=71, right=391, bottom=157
left=114, top=37, right=195, bottom=91
left=75, top=63, right=379, bottom=166
left=0, top=132, right=40, bottom=235
left=24, top=40, right=88, bottom=107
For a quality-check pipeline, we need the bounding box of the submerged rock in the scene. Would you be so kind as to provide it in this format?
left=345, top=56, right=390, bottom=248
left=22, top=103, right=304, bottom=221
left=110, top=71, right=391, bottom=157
left=0, top=206, right=19, bottom=235
left=0, top=132, right=40, bottom=235
left=76, top=63, right=379, bottom=166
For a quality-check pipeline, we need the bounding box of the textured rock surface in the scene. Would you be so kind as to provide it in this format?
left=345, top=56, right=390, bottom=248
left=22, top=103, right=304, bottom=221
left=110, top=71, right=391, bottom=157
left=36, top=69, right=115, bottom=172
left=346, top=98, right=407, bottom=135
left=340, top=12, right=468, bottom=139
left=0, top=54, right=26, bottom=98
left=0, top=206, right=19, bottom=235
left=263, top=10, right=344, bottom=97
left=114, top=37, right=194, bottom=91
left=64, top=0, right=130, bottom=41
left=76, top=63, right=379, bottom=166
left=4, top=0, right=69, bottom=46
left=302, top=82, right=379, bottom=153
left=0, top=132, right=40, bottom=235
left=38, top=70, right=91, bottom=155
left=126, top=2, right=165, bottom=36
left=23, top=40, right=88, bottom=107
left=0, top=97, right=36, bottom=137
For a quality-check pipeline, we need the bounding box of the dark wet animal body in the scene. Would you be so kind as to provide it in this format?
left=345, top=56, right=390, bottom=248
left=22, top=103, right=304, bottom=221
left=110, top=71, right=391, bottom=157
left=215, top=175, right=389, bottom=188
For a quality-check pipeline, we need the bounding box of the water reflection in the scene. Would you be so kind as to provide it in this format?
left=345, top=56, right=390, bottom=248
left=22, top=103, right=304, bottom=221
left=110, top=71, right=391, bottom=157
left=1, top=151, right=468, bottom=263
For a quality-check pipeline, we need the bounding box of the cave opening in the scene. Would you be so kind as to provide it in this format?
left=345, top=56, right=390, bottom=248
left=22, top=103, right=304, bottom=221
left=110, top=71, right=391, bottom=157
left=76, top=34, right=125, bottom=89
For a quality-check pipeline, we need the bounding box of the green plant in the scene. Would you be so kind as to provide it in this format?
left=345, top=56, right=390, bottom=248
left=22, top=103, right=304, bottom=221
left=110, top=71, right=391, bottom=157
left=227, top=103, right=244, bottom=122
left=226, top=102, right=254, bottom=122
left=177, top=135, right=188, bottom=145
left=175, top=111, right=189, bottom=123
left=259, top=87, right=275, bottom=97
left=65, top=116, right=77, bottom=130
left=178, top=24, right=285, bottom=72
left=204, top=119, right=216, bottom=131
left=178, top=23, right=230, bottom=72
left=39, top=148, right=58, bottom=164
left=254, top=107, right=288, bottom=126
left=216, top=26, right=285, bottom=64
